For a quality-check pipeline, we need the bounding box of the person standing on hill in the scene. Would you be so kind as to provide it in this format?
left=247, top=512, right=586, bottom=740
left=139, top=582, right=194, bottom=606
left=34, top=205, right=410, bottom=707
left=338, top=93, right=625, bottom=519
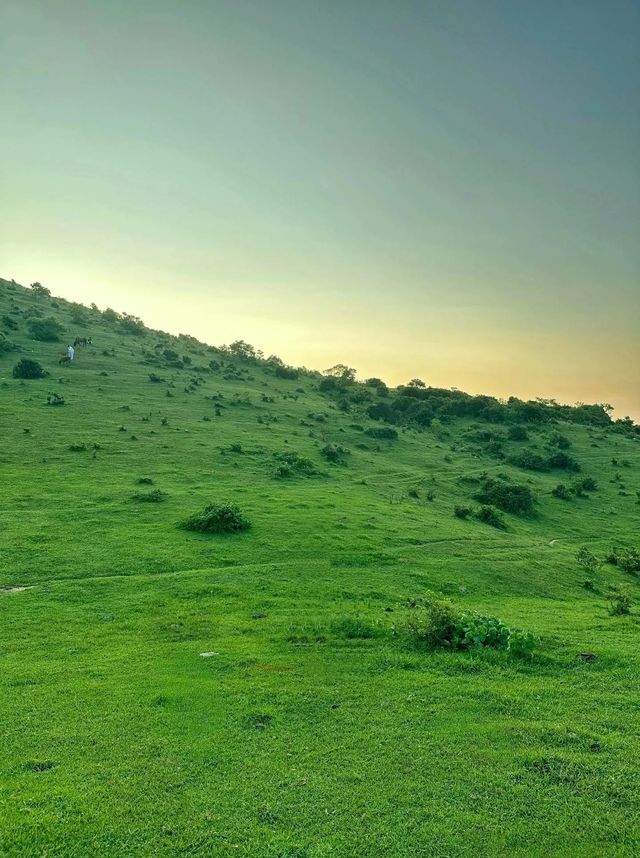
left=67, top=344, right=75, bottom=361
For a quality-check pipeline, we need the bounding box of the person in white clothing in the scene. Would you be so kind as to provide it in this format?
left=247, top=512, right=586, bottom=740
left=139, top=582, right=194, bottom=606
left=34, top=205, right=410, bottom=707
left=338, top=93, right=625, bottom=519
left=67, top=345, right=75, bottom=361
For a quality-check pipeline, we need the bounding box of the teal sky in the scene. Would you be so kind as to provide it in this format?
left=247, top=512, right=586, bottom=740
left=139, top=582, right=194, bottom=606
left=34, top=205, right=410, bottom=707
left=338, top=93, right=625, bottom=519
left=2, top=0, right=639, bottom=417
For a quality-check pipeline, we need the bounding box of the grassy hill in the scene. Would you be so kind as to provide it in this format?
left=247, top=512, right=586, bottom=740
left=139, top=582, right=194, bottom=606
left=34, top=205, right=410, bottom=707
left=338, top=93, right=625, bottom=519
left=1, top=278, right=639, bottom=857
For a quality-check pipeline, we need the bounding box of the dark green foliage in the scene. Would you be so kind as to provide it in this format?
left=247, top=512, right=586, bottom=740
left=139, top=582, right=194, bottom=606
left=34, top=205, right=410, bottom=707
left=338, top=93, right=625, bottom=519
left=136, top=477, right=154, bottom=485
left=46, top=392, right=65, bottom=406
left=132, top=489, right=168, bottom=503
left=576, top=547, right=599, bottom=573
left=405, top=592, right=535, bottom=656
left=0, top=331, right=15, bottom=354
left=548, top=451, right=580, bottom=472
left=68, top=443, right=86, bottom=452
left=507, top=425, right=528, bottom=441
left=552, top=483, right=572, bottom=500
left=365, top=377, right=389, bottom=396
left=475, top=505, right=507, bottom=529
left=454, top=505, right=472, bottom=519
left=321, top=443, right=350, bottom=463
left=2, top=314, right=19, bottom=330
left=606, top=547, right=640, bottom=575
left=405, top=592, right=458, bottom=646
left=473, top=476, right=535, bottom=514
left=179, top=502, right=251, bottom=533
left=13, top=358, right=48, bottom=379
left=508, top=449, right=548, bottom=471
left=574, top=476, right=597, bottom=492
left=365, top=426, right=398, bottom=440
left=608, top=586, right=632, bottom=616
left=275, top=364, right=299, bottom=380
left=119, top=315, right=146, bottom=336
left=148, top=373, right=165, bottom=383
left=273, top=451, right=317, bottom=477
left=27, top=317, right=64, bottom=341
left=548, top=432, right=571, bottom=449
left=30, top=282, right=50, bottom=297
left=102, top=308, right=118, bottom=322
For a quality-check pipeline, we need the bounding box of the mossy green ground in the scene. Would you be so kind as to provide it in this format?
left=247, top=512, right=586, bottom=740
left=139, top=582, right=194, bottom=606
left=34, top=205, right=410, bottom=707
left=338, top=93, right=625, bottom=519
left=1, top=280, right=639, bottom=856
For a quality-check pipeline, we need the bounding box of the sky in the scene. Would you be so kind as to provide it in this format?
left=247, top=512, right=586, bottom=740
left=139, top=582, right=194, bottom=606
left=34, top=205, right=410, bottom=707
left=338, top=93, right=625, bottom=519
left=1, top=0, right=639, bottom=418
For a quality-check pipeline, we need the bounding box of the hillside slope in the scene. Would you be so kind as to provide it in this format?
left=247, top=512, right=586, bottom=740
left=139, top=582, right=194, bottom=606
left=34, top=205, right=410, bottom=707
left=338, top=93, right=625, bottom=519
left=1, top=278, right=639, bottom=857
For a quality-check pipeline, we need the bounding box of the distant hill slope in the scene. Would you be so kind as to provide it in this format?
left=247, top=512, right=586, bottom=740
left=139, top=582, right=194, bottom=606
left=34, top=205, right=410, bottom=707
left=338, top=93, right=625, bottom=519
left=1, top=277, right=639, bottom=856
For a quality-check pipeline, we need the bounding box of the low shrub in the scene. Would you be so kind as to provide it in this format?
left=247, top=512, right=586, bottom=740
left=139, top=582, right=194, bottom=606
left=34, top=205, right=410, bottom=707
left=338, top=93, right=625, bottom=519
left=179, top=502, right=251, bottom=533
left=547, top=451, right=580, bottom=472
left=1, top=314, right=18, bottom=331
left=13, top=359, right=48, bottom=379
left=507, top=425, right=529, bottom=441
left=365, top=426, right=398, bottom=440
left=68, top=443, right=86, bottom=452
left=275, top=365, right=299, bottom=380
left=607, top=547, right=640, bottom=575
left=574, top=476, right=597, bottom=493
left=132, top=489, right=168, bottom=503
left=273, top=451, right=317, bottom=477
left=405, top=592, right=458, bottom=646
left=473, top=475, right=535, bottom=514
left=608, top=586, right=632, bottom=616
left=454, top=505, right=473, bottom=519
left=508, top=449, right=548, bottom=471
left=136, top=477, right=154, bottom=485
left=0, top=332, right=15, bottom=355
left=404, top=592, right=536, bottom=656
left=474, top=505, right=506, bottom=529
left=148, top=373, right=165, bottom=383
left=576, top=547, right=599, bottom=573
left=321, top=443, right=350, bottom=463
left=552, top=483, right=572, bottom=500
left=548, top=432, right=571, bottom=449
left=27, top=317, right=64, bottom=342
left=46, top=392, right=65, bottom=406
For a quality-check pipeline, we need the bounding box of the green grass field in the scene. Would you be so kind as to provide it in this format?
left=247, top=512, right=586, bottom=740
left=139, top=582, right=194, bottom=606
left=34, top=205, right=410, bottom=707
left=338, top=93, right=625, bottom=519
left=1, top=279, right=639, bottom=857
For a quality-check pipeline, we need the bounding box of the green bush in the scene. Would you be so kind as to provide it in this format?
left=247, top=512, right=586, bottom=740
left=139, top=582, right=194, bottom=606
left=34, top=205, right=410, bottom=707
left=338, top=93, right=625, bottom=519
left=179, top=503, right=251, bottom=534
left=0, top=332, right=15, bottom=355
left=27, top=317, right=64, bottom=341
left=473, top=476, right=535, bottom=514
left=547, top=451, right=580, bottom=472
left=454, top=505, right=473, bottom=519
left=46, top=392, right=65, bottom=406
left=552, top=483, right=572, bottom=500
left=405, top=592, right=458, bottom=646
left=607, top=547, right=640, bottom=575
left=13, top=359, right=48, bottom=379
left=576, top=547, right=599, bottom=573
left=365, top=426, right=398, bottom=440
left=608, top=586, right=632, bottom=616
left=275, top=364, right=299, bottom=380
left=273, top=451, right=317, bottom=477
left=1, top=314, right=19, bottom=331
left=507, top=425, right=528, bottom=441
left=474, top=505, right=506, bottom=529
left=119, top=315, right=145, bottom=336
left=404, top=593, right=536, bottom=656
left=574, top=476, right=597, bottom=493
left=132, top=489, right=168, bottom=503
left=321, top=443, right=350, bottom=463
left=508, top=449, right=548, bottom=471
left=548, top=432, right=571, bottom=449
